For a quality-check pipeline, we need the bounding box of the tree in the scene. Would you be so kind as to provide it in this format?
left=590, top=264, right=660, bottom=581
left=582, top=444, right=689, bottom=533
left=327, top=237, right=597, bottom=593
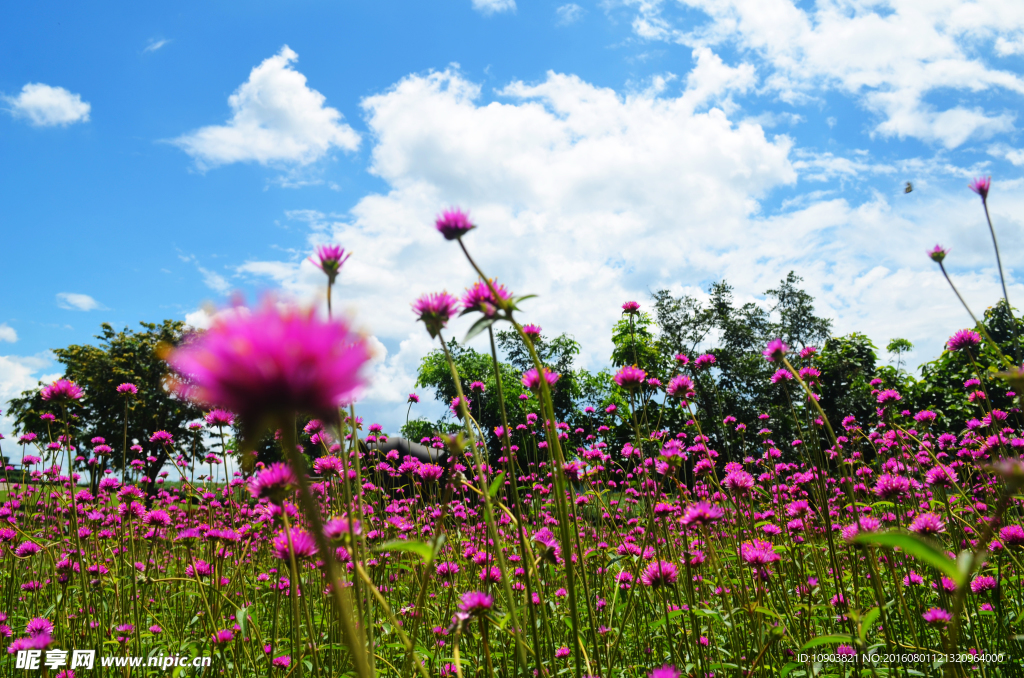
left=6, top=321, right=207, bottom=487
left=765, top=272, right=833, bottom=349
left=886, top=338, right=914, bottom=372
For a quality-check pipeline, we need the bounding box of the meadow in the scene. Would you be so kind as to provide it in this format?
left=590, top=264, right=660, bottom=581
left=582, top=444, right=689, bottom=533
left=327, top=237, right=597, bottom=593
left=2, top=179, right=1023, bottom=678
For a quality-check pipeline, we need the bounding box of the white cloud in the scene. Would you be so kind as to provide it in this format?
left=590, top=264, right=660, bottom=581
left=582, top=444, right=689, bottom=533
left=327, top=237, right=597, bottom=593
left=0, top=324, right=16, bottom=343
left=623, top=0, right=1024, bottom=148
left=56, top=293, right=103, bottom=311
left=4, top=83, right=90, bottom=127
left=0, top=352, right=58, bottom=440
left=173, top=46, right=360, bottom=169
left=144, top=38, right=170, bottom=53
left=556, top=3, right=585, bottom=25
left=472, top=0, right=516, bottom=15
left=234, top=67, right=1024, bottom=434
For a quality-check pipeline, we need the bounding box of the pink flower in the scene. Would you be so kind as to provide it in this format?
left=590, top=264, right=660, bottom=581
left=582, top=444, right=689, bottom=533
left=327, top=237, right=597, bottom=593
left=522, top=324, right=542, bottom=339
left=249, top=463, right=296, bottom=504
left=458, top=591, right=493, bottom=615
left=876, top=389, right=902, bottom=405
left=640, top=560, right=678, bottom=588
left=969, top=176, right=990, bottom=200
left=998, top=524, right=1024, bottom=548
left=435, top=208, right=475, bottom=240
left=762, top=339, right=789, bottom=362
left=928, top=245, right=948, bottom=263
left=947, top=329, right=981, bottom=352
left=693, top=353, right=716, bottom=370
left=554, top=647, right=570, bottom=658
left=461, top=279, right=512, bottom=317
left=26, top=618, right=53, bottom=637
left=873, top=474, right=910, bottom=500
left=149, top=431, right=173, bottom=445
left=622, top=301, right=640, bottom=314
left=666, top=375, right=695, bottom=400
left=116, top=383, right=138, bottom=395
left=273, top=529, right=318, bottom=561
left=649, top=665, right=680, bottom=678
left=970, top=575, right=997, bottom=593
left=522, top=368, right=560, bottom=391
left=309, top=245, right=351, bottom=284
left=908, top=512, right=945, bottom=536
left=680, top=502, right=724, bottom=528
left=614, top=365, right=646, bottom=390
left=211, top=629, right=234, bottom=645
left=40, top=379, right=83, bottom=403
left=407, top=393, right=420, bottom=404
left=413, top=292, right=461, bottom=338
left=922, top=607, right=952, bottom=625
left=167, top=297, right=372, bottom=426
left=205, top=410, right=235, bottom=427
left=723, top=470, right=755, bottom=493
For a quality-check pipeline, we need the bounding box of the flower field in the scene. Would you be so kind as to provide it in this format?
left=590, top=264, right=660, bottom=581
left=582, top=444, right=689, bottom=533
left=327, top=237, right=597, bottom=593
left=3, top=180, right=1024, bottom=678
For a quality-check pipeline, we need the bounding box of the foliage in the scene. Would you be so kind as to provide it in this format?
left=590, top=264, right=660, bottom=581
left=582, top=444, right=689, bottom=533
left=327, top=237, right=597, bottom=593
left=6, top=320, right=206, bottom=484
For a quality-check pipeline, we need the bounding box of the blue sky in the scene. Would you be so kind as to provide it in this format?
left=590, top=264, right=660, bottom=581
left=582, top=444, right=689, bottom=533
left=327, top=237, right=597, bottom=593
left=3, top=0, right=1024, bottom=438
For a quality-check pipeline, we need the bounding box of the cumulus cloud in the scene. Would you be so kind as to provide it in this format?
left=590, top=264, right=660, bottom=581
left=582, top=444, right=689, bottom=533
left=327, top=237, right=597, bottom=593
left=472, top=0, right=516, bottom=15
left=173, top=46, right=360, bottom=169
left=4, top=83, right=90, bottom=127
left=56, top=293, right=104, bottom=311
left=234, top=66, right=1024, bottom=433
left=0, top=324, right=16, bottom=343
left=556, top=3, right=585, bottom=25
left=622, top=0, right=1024, bottom=148
left=0, top=352, right=59, bottom=440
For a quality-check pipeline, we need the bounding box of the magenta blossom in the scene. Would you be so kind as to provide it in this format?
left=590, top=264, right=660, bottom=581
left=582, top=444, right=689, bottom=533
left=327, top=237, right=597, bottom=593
left=149, top=431, right=173, bottom=445
left=522, top=324, right=542, bottom=340
left=922, top=608, right=952, bottom=626
left=407, top=393, right=420, bottom=404
left=622, top=301, right=640, bottom=314
left=969, top=176, right=990, bottom=200
left=273, top=529, right=318, bottom=561
left=649, top=666, right=680, bottom=678
left=928, top=244, right=948, bottom=263
left=762, top=339, right=789, bottom=362
left=640, top=560, right=678, bottom=588
left=309, top=245, right=351, bottom=284
left=693, top=354, right=716, bottom=370
left=947, top=329, right=981, bottom=352
left=462, top=279, right=512, bottom=317
left=522, top=368, right=560, bottom=391
left=413, top=292, right=460, bottom=339
left=435, top=208, right=475, bottom=240
left=167, top=297, right=372, bottom=427
left=116, top=383, right=138, bottom=395
left=681, top=502, right=725, bottom=528
left=40, top=379, right=83, bottom=403
left=458, top=591, right=493, bottom=615
left=666, top=375, right=695, bottom=400
left=908, top=512, right=945, bottom=536
left=205, top=410, right=235, bottom=427
left=614, top=365, right=646, bottom=390
left=249, top=463, right=296, bottom=505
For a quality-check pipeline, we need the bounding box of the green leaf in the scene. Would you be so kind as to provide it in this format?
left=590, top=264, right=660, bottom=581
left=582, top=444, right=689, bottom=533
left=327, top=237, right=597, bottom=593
left=859, top=607, right=880, bottom=644
left=464, top=316, right=498, bottom=342
left=488, top=471, right=507, bottom=497
left=236, top=605, right=249, bottom=639
left=374, top=540, right=434, bottom=562
left=780, top=662, right=801, bottom=678
left=799, top=634, right=852, bottom=650
left=852, top=530, right=964, bottom=586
